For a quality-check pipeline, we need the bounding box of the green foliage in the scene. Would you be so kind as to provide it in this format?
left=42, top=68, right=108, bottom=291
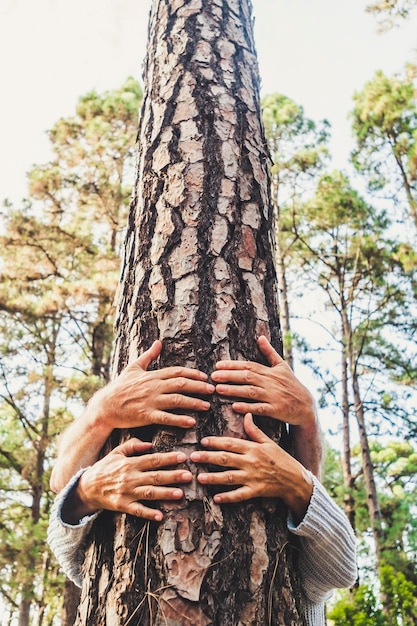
left=380, top=564, right=417, bottom=623
left=351, top=70, right=417, bottom=228
left=328, top=586, right=386, bottom=626
left=366, top=0, right=417, bottom=30
left=261, top=93, right=330, bottom=364
left=0, top=77, right=142, bottom=624
left=329, top=566, right=417, bottom=626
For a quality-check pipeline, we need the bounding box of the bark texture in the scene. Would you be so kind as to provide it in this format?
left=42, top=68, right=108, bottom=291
left=76, top=1, right=305, bottom=624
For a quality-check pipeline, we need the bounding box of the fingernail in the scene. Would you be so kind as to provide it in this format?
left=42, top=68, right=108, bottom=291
left=213, top=494, right=222, bottom=503
left=154, top=511, right=163, bottom=521
left=176, top=452, right=187, bottom=462
left=200, top=438, right=209, bottom=446
left=172, top=489, right=183, bottom=498
left=186, top=418, right=196, bottom=426
left=197, top=473, right=208, bottom=482
left=181, top=471, right=192, bottom=480
left=190, top=452, right=200, bottom=461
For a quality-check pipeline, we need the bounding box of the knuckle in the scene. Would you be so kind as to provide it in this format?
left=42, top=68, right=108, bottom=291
left=142, top=486, right=155, bottom=500
left=247, top=385, right=258, bottom=399
left=150, top=454, right=163, bottom=468
left=243, top=370, right=255, bottom=383
left=172, top=394, right=182, bottom=408
left=225, top=472, right=235, bottom=484
left=133, top=503, right=145, bottom=517
left=176, top=377, right=187, bottom=391
left=152, top=472, right=162, bottom=485
left=157, top=413, right=169, bottom=425
left=220, top=452, right=230, bottom=466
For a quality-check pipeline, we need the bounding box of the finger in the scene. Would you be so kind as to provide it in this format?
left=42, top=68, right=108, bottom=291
left=243, top=413, right=272, bottom=444
left=145, top=410, right=197, bottom=428
left=213, top=360, right=255, bottom=373
left=231, top=400, right=273, bottom=417
left=212, top=366, right=271, bottom=389
left=157, top=377, right=214, bottom=397
left=213, top=486, right=253, bottom=504
left=135, top=450, right=188, bottom=470
left=115, top=439, right=152, bottom=457
left=126, top=495, right=182, bottom=522
left=196, top=469, right=243, bottom=486
left=196, top=473, right=254, bottom=502
left=212, top=364, right=263, bottom=383
left=214, top=381, right=267, bottom=401
left=156, top=392, right=213, bottom=413
left=257, top=335, right=284, bottom=367
left=198, top=435, right=252, bottom=454
left=127, top=502, right=164, bottom=522
left=139, top=469, right=193, bottom=488
left=158, top=366, right=209, bottom=382
left=191, top=447, right=246, bottom=467
left=135, top=340, right=163, bottom=372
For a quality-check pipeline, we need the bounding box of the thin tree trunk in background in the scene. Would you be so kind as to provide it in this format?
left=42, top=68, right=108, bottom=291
left=341, top=345, right=355, bottom=530
left=341, top=309, right=383, bottom=562
left=76, top=1, right=305, bottom=624
left=275, top=227, right=294, bottom=369
left=62, top=581, right=81, bottom=626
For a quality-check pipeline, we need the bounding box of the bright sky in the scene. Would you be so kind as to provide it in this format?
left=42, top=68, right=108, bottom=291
left=0, top=0, right=416, bottom=205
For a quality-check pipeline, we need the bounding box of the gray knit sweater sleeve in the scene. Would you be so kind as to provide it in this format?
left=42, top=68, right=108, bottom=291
left=47, top=469, right=99, bottom=588
left=288, top=474, right=358, bottom=604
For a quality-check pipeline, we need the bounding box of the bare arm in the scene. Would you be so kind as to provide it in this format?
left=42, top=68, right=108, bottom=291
left=211, top=335, right=323, bottom=477
left=50, top=340, right=214, bottom=493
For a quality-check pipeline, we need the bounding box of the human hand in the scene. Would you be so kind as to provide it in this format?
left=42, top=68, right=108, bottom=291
left=211, top=335, right=316, bottom=427
left=92, top=340, right=215, bottom=430
left=190, top=414, right=313, bottom=523
left=62, top=438, right=193, bottom=524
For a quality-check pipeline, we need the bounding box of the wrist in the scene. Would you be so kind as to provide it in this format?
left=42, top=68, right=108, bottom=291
left=284, top=468, right=314, bottom=525
left=84, top=387, right=115, bottom=435
left=292, top=399, right=318, bottom=431
left=61, top=472, right=100, bottom=525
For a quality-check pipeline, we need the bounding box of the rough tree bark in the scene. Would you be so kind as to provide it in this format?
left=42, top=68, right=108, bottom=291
left=75, top=1, right=305, bottom=624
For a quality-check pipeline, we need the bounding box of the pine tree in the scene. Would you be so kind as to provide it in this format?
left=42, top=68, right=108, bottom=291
left=76, top=1, right=305, bottom=624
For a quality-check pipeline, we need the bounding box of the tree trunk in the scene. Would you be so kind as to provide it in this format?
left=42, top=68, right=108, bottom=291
left=341, top=309, right=383, bottom=561
left=18, top=597, right=31, bottom=626
left=341, top=343, right=355, bottom=530
left=62, top=580, right=81, bottom=626
left=76, top=1, right=305, bottom=624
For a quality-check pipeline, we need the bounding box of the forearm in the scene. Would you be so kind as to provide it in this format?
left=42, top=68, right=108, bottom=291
left=50, top=389, right=113, bottom=493
left=290, top=412, right=323, bottom=479
left=282, top=464, right=314, bottom=525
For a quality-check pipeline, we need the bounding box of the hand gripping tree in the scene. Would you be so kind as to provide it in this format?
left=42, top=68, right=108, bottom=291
left=76, top=1, right=305, bottom=624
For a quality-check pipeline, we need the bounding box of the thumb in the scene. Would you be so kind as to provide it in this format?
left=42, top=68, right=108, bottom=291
left=258, top=335, right=284, bottom=367
left=135, top=340, right=162, bottom=372
left=243, top=413, right=271, bottom=444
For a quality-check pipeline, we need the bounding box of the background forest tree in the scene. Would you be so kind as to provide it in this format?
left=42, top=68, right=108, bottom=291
left=0, top=78, right=142, bottom=626
left=0, top=2, right=417, bottom=625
